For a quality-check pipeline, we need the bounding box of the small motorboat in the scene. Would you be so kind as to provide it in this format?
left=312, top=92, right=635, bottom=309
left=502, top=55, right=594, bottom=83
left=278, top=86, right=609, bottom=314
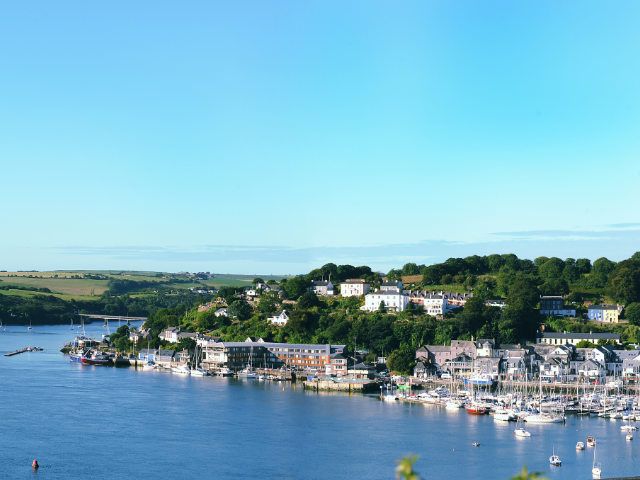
left=621, top=424, right=637, bottom=432
left=576, top=441, right=585, bottom=451
left=626, top=433, right=633, bottom=441
left=515, top=428, right=531, bottom=438
left=81, top=351, right=112, bottom=366
left=465, top=403, right=488, bottom=415
left=587, top=436, right=596, bottom=447
left=217, top=367, right=233, bottom=377
left=472, top=442, right=480, bottom=447
left=171, top=364, right=191, bottom=375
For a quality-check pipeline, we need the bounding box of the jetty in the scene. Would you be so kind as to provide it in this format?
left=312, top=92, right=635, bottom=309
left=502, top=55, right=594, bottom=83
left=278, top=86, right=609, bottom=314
left=303, top=377, right=380, bottom=393
left=4, top=346, right=44, bottom=357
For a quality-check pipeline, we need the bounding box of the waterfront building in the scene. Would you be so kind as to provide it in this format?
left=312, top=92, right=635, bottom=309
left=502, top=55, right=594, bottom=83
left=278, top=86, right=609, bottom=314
left=473, top=357, right=502, bottom=380
left=201, top=342, right=283, bottom=370
left=159, top=327, right=197, bottom=344
left=138, top=348, right=158, bottom=362
left=312, top=280, right=335, bottom=296
left=475, top=339, right=495, bottom=358
left=539, top=295, right=576, bottom=317
left=325, top=352, right=348, bottom=376
left=415, top=345, right=453, bottom=373
left=501, top=348, right=530, bottom=379
left=268, top=310, right=289, bottom=326
left=444, top=353, right=473, bottom=376
left=536, top=331, right=621, bottom=346
left=199, top=338, right=344, bottom=372
left=380, top=280, right=403, bottom=293
left=363, top=290, right=409, bottom=312
left=339, top=279, right=370, bottom=297
left=155, top=349, right=176, bottom=366
left=451, top=340, right=478, bottom=358
left=587, top=304, right=621, bottom=323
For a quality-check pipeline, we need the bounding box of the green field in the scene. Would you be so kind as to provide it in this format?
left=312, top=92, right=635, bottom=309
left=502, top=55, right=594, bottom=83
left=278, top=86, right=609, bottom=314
left=0, top=271, right=286, bottom=301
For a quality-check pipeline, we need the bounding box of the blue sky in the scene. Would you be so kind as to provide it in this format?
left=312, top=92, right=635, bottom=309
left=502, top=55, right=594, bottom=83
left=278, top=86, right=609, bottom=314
left=1, top=1, right=639, bottom=274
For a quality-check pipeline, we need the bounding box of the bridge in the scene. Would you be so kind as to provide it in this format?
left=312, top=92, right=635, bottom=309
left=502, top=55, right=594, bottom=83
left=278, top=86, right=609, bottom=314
left=78, top=314, right=147, bottom=322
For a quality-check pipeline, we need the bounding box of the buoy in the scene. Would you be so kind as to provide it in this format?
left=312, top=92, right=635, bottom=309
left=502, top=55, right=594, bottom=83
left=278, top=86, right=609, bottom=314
left=32, top=459, right=39, bottom=469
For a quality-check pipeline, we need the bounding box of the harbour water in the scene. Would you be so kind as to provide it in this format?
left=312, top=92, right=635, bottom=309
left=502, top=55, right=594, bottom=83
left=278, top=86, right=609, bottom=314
left=0, top=324, right=638, bottom=479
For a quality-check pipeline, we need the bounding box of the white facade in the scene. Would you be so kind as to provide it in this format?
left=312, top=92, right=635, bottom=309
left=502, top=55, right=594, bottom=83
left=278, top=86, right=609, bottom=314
left=340, top=279, right=370, bottom=297
left=423, top=295, right=449, bottom=316
left=268, top=310, right=289, bottom=326
left=363, top=291, right=409, bottom=312
left=312, top=281, right=335, bottom=296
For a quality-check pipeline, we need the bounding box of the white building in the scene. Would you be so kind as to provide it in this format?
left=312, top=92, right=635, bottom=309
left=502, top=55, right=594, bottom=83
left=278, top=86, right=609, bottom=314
left=423, top=294, right=450, bottom=316
left=268, top=310, right=289, bottom=326
left=312, top=280, right=335, bottom=296
left=537, top=331, right=621, bottom=346
left=340, top=279, right=370, bottom=297
left=363, top=290, right=409, bottom=312
left=380, top=280, right=403, bottom=293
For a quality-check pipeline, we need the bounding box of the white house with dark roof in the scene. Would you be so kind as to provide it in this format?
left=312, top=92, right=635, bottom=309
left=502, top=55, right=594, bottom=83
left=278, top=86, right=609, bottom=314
left=363, top=290, right=409, bottom=312
left=536, top=331, right=621, bottom=346
left=380, top=280, right=403, bottom=293
left=312, top=280, right=335, bottom=296
left=588, top=305, right=621, bottom=323
left=340, top=279, right=370, bottom=297
left=268, top=310, right=289, bottom=326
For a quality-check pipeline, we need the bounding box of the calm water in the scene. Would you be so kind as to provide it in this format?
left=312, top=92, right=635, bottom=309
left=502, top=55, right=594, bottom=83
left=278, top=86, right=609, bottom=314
left=0, top=324, right=638, bottom=479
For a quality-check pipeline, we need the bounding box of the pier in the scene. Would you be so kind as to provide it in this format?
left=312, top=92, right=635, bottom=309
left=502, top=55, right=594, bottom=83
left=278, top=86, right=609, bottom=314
left=78, top=314, right=147, bottom=322
left=303, top=378, right=380, bottom=393
left=4, top=346, right=43, bottom=357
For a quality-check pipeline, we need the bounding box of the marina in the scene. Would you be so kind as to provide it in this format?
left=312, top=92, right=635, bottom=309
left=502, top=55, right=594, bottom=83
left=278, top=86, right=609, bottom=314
left=1, top=323, right=640, bottom=479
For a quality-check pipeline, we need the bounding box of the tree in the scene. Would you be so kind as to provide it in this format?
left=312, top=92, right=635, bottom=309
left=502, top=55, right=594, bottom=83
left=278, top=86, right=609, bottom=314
left=228, top=299, right=252, bottom=320
left=281, top=276, right=308, bottom=299
left=538, top=258, right=565, bottom=283
left=297, top=291, right=320, bottom=309
left=387, top=344, right=416, bottom=374
left=624, top=303, right=640, bottom=326
left=608, top=261, right=640, bottom=304
left=401, top=263, right=420, bottom=275
left=575, top=258, right=592, bottom=274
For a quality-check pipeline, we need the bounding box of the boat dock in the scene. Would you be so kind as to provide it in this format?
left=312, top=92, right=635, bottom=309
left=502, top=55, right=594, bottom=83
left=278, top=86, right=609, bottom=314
left=4, top=346, right=44, bottom=357
left=303, top=378, right=380, bottom=393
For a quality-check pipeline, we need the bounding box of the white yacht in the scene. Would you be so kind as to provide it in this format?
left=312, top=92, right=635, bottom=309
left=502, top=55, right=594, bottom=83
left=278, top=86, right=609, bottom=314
left=171, top=364, right=191, bottom=375
left=237, top=367, right=257, bottom=379
left=445, top=400, right=463, bottom=410
left=549, top=448, right=561, bottom=466
left=576, top=441, right=585, bottom=450
left=514, top=428, right=531, bottom=438
left=190, top=367, right=209, bottom=377
left=524, top=413, right=564, bottom=424
left=592, top=444, right=602, bottom=479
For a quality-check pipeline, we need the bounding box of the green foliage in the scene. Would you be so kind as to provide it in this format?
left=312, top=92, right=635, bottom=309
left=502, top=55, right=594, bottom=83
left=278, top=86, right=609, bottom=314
left=387, top=344, right=417, bottom=374
left=227, top=299, right=252, bottom=320
left=396, top=456, right=420, bottom=480
left=607, top=259, right=640, bottom=304
left=281, top=276, right=309, bottom=299
left=625, top=303, right=640, bottom=326
left=510, top=467, right=547, bottom=480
